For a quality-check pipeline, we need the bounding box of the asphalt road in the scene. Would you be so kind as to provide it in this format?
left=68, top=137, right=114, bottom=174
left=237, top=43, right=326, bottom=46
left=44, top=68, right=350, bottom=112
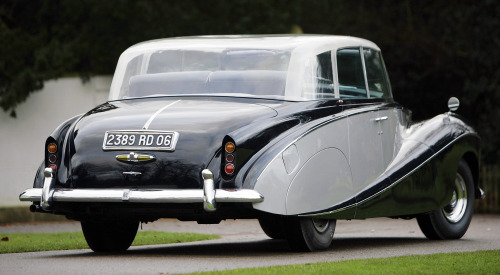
left=1, top=214, right=499, bottom=274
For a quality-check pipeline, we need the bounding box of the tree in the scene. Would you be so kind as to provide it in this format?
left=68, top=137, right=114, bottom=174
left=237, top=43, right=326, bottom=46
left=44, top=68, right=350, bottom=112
left=1, top=0, right=499, bottom=163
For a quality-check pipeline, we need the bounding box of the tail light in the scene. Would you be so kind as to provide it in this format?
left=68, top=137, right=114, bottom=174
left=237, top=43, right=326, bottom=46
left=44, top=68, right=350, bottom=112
left=48, top=143, right=57, bottom=153
left=224, top=163, right=235, bottom=175
left=222, top=140, right=236, bottom=178
left=46, top=141, right=58, bottom=171
left=225, top=142, right=235, bottom=153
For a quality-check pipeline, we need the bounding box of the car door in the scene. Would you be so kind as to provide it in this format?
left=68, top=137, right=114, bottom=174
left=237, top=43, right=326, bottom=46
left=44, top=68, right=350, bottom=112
left=362, top=47, right=397, bottom=169
left=337, top=47, right=385, bottom=194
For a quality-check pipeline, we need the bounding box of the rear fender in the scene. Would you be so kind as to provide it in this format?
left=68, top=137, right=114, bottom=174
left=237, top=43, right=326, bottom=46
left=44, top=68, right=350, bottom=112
left=248, top=116, right=353, bottom=216
left=36, top=114, right=82, bottom=187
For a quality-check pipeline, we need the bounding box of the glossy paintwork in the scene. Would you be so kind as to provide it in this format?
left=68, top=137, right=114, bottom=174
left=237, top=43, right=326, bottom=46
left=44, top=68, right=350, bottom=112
left=56, top=97, right=278, bottom=189
left=32, top=93, right=480, bottom=221
left=26, top=34, right=480, bottom=222
left=300, top=112, right=480, bottom=219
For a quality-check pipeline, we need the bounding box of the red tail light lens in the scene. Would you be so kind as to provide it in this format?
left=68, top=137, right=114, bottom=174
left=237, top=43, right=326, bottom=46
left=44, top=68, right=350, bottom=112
left=48, top=164, right=57, bottom=171
left=225, top=163, right=235, bottom=175
left=226, top=154, right=234, bottom=162
left=49, top=155, right=57, bottom=163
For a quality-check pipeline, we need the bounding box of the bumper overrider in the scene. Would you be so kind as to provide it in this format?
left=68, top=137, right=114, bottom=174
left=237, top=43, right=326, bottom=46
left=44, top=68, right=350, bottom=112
left=19, top=168, right=264, bottom=212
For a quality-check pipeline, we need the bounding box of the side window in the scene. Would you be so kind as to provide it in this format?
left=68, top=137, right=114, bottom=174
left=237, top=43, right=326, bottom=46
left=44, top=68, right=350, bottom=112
left=337, top=48, right=367, bottom=98
left=119, top=54, right=144, bottom=97
left=363, top=48, right=391, bottom=98
left=302, top=51, right=335, bottom=99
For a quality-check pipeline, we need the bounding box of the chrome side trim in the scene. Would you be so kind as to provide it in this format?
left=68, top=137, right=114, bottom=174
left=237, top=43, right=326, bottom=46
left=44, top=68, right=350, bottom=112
left=19, top=169, right=264, bottom=209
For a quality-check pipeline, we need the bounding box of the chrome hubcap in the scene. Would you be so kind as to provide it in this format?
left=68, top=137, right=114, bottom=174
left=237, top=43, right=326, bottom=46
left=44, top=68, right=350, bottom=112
left=442, top=173, right=467, bottom=223
left=312, top=218, right=330, bottom=233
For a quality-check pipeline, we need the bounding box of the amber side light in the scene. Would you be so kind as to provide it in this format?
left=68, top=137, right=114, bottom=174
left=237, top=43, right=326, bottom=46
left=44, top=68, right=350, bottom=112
left=225, top=142, right=235, bottom=153
left=48, top=143, right=57, bottom=153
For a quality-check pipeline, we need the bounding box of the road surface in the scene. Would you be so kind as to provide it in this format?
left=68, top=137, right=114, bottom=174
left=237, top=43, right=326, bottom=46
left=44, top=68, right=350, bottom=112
left=1, top=214, right=499, bottom=274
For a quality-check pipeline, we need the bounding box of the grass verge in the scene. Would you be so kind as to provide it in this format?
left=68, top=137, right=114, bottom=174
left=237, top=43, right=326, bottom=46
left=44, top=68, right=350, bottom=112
left=190, top=250, right=500, bottom=275
left=0, top=231, right=219, bottom=254
left=0, top=207, right=66, bottom=224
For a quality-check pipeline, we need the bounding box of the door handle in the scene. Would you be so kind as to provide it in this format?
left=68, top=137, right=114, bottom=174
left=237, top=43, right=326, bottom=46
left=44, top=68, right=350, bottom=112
left=373, top=116, right=388, bottom=122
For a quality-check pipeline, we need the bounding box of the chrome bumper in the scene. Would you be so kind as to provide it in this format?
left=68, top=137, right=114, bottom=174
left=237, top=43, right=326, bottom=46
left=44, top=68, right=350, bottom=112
left=19, top=168, right=263, bottom=212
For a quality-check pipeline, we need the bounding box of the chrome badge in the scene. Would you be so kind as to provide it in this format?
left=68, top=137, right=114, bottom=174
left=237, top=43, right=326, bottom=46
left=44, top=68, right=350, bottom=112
left=116, top=152, right=156, bottom=163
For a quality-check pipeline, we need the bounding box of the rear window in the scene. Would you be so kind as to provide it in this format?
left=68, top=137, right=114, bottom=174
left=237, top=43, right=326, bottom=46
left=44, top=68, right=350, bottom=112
left=114, top=49, right=291, bottom=100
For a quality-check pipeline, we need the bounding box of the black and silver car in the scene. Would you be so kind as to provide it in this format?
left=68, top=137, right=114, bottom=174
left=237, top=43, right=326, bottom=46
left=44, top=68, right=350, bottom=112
left=20, top=35, right=482, bottom=252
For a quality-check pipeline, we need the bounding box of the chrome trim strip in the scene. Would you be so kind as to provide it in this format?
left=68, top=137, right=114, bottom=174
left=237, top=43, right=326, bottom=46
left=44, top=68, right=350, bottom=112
left=122, top=171, right=142, bottom=176
left=143, top=100, right=180, bottom=130
left=300, top=204, right=356, bottom=218
left=360, top=46, right=370, bottom=98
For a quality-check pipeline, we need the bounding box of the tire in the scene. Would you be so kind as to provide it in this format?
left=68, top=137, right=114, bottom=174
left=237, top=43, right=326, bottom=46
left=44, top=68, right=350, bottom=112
left=258, top=215, right=286, bottom=239
left=285, top=217, right=336, bottom=252
left=81, top=220, right=139, bottom=252
left=417, top=160, right=475, bottom=240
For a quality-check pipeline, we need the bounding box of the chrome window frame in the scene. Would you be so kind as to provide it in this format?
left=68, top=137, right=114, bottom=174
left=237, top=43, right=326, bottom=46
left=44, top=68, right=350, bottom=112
left=335, top=46, right=392, bottom=100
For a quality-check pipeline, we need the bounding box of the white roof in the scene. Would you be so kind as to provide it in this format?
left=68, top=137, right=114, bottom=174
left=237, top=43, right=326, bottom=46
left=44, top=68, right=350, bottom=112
left=124, top=35, right=380, bottom=56
left=110, top=35, right=384, bottom=102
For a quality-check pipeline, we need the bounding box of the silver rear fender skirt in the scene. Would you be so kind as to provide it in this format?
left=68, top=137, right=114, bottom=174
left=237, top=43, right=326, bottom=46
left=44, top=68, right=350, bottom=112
left=19, top=169, right=264, bottom=212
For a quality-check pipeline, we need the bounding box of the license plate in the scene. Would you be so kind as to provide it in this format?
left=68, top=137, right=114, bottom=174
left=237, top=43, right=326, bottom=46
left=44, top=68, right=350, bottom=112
left=102, top=131, right=179, bottom=151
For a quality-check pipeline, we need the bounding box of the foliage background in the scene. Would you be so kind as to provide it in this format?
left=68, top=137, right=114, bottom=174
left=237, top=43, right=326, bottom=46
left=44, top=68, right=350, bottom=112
left=1, top=0, right=499, bottom=164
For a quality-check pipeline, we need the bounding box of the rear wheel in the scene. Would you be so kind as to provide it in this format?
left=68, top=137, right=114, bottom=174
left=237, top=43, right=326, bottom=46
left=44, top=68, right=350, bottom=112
left=417, top=160, right=475, bottom=239
left=285, top=217, right=336, bottom=251
left=81, top=220, right=139, bottom=252
left=258, top=215, right=286, bottom=239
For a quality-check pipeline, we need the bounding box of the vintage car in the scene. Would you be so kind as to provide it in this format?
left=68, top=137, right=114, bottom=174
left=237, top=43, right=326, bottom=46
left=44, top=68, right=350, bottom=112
left=20, top=35, right=482, bottom=252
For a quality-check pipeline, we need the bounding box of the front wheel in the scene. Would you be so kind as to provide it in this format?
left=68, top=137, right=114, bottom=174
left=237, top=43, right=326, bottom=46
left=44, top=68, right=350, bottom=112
left=285, top=217, right=336, bottom=251
left=81, top=220, right=139, bottom=252
left=417, top=160, right=475, bottom=240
